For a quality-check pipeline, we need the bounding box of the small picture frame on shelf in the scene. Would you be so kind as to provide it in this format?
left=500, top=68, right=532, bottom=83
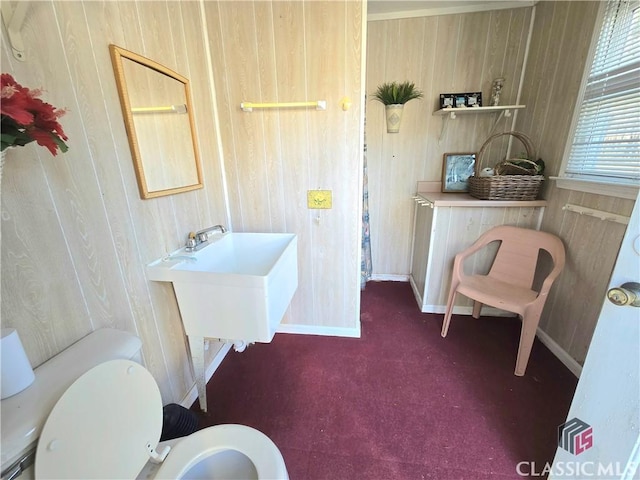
left=466, top=92, right=482, bottom=107
left=455, top=95, right=467, bottom=108
left=439, top=93, right=455, bottom=109
left=442, top=153, right=476, bottom=193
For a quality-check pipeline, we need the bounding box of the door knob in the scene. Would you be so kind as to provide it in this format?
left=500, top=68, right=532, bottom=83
left=607, top=282, right=640, bottom=307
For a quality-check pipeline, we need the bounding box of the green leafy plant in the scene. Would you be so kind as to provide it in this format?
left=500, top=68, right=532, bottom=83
left=372, top=81, right=423, bottom=105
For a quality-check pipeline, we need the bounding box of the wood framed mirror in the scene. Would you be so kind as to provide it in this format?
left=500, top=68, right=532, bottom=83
left=109, top=45, right=204, bottom=199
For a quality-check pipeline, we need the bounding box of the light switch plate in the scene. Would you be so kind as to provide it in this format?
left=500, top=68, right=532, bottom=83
left=307, top=190, right=332, bottom=209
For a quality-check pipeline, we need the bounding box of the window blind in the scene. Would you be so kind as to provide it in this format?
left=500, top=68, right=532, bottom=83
left=565, top=0, right=640, bottom=183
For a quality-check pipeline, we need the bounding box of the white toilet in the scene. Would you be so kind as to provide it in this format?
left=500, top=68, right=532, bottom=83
left=0, top=329, right=288, bottom=480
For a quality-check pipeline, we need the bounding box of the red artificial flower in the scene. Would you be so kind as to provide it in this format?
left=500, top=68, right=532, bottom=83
left=1, top=73, right=68, bottom=155
left=1, top=75, right=35, bottom=125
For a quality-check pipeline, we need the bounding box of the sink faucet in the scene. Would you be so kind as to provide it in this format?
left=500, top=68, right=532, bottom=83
left=185, top=225, right=227, bottom=252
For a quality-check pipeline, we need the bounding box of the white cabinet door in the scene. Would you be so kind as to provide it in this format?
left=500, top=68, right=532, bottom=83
left=409, top=202, right=434, bottom=305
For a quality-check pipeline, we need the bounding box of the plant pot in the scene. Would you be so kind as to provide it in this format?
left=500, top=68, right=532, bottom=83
left=385, top=104, right=404, bottom=133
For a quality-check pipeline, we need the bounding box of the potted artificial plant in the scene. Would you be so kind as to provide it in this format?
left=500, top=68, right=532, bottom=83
left=372, top=81, right=423, bottom=133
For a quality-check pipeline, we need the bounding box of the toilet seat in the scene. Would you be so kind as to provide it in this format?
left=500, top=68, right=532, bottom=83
left=36, top=360, right=163, bottom=479
left=154, top=424, right=288, bottom=479
left=34, top=359, right=288, bottom=480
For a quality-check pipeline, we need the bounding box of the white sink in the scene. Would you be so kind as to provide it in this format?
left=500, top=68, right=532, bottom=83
left=147, top=232, right=298, bottom=343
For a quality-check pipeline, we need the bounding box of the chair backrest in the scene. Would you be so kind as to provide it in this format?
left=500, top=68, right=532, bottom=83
left=480, top=226, right=565, bottom=290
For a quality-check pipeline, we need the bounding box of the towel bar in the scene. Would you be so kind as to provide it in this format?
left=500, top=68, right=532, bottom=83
left=240, top=100, right=326, bottom=112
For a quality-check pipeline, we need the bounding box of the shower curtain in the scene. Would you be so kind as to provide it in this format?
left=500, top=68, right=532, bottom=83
left=361, top=114, right=372, bottom=289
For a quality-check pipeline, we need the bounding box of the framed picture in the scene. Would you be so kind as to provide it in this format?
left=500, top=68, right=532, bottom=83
left=466, top=92, right=482, bottom=107
left=442, top=153, right=476, bottom=193
left=439, top=92, right=483, bottom=109
left=439, top=93, right=456, bottom=109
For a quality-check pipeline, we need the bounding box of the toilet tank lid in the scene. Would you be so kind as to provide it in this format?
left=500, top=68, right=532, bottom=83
left=0, top=329, right=142, bottom=472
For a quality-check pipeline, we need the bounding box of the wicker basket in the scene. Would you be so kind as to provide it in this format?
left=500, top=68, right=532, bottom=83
left=468, top=131, right=544, bottom=201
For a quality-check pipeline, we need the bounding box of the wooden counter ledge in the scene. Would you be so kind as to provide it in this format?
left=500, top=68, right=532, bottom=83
left=415, top=192, right=547, bottom=208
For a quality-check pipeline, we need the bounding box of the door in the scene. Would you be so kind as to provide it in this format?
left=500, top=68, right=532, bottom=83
left=550, top=192, right=640, bottom=479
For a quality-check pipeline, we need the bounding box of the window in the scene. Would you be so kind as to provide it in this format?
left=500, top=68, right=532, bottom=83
left=558, top=0, right=640, bottom=197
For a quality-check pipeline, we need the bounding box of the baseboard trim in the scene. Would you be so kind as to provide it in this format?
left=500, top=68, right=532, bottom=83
left=277, top=323, right=361, bottom=338
left=408, top=276, right=424, bottom=307
left=535, top=328, right=582, bottom=378
left=371, top=274, right=409, bottom=282
left=180, top=342, right=232, bottom=408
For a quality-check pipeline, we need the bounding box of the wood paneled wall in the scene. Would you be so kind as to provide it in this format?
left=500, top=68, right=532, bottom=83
left=366, top=7, right=532, bottom=276
left=1, top=1, right=231, bottom=404
left=515, top=1, right=635, bottom=365
left=1, top=0, right=364, bottom=405
left=203, top=1, right=365, bottom=332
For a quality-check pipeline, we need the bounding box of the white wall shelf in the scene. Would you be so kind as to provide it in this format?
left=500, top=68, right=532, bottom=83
left=434, top=105, right=526, bottom=141
left=433, top=104, right=526, bottom=118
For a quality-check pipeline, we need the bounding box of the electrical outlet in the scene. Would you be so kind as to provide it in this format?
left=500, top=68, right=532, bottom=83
left=307, top=190, right=332, bottom=209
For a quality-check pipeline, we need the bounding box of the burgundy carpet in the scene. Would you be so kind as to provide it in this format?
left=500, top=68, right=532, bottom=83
left=192, top=281, right=577, bottom=479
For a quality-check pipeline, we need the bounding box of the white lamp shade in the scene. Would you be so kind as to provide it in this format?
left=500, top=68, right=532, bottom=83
left=1, top=328, right=35, bottom=399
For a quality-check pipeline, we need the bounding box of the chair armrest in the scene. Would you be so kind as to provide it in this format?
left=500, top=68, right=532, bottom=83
left=538, top=241, right=566, bottom=296
left=538, top=263, right=564, bottom=297
left=451, top=235, right=496, bottom=279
